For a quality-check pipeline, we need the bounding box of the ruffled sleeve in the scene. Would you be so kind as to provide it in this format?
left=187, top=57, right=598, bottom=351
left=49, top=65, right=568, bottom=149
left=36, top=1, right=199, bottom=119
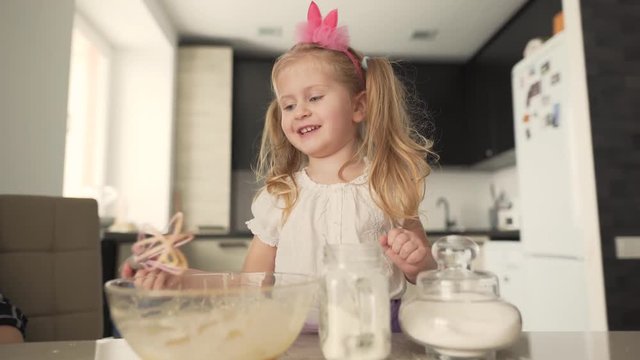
left=245, top=189, right=282, bottom=247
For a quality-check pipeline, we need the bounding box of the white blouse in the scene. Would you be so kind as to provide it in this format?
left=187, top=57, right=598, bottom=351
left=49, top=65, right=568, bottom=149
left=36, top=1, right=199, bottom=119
left=246, top=168, right=406, bottom=298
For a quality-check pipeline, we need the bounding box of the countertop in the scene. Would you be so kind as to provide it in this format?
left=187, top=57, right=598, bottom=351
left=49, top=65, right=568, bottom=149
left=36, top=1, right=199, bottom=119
left=1, top=332, right=638, bottom=360
left=102, top=231, right=254, bottom=242
left=427, top=229, right=520, bottom=241
left=103, top=229, right=520, bottom=242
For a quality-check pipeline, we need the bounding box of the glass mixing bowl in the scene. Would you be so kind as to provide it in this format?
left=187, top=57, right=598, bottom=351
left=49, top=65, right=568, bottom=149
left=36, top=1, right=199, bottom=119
left=105, top=272, right=318, bottom=360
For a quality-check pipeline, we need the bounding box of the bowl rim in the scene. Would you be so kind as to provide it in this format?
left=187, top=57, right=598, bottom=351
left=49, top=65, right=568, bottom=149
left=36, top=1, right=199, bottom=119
left=104, top=271, right=319, bottom=297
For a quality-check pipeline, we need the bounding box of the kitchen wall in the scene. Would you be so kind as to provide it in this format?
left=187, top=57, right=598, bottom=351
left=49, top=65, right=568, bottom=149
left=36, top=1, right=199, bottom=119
left=106, top=49, right=175, bottom=229
left=579, top=0, right=640, bottom=330
left=422, top=165, right=518, bottom=231
left=0, top=0, right=74, bottom=196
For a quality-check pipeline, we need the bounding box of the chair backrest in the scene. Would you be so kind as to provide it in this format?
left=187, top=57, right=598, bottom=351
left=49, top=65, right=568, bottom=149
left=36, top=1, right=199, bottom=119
left=0, top=195, right=103, bottom=341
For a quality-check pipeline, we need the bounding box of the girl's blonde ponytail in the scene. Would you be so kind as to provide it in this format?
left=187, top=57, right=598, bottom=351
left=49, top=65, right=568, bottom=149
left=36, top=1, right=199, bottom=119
left=361, top=57, right=434, bottom=224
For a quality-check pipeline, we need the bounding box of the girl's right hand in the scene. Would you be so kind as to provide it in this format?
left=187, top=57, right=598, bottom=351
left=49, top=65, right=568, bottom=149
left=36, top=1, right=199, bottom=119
left=120, top=262, right=181, bottom=290
left=133, top=268, right=182, bottom=290
left=120, top=261, right=136, bottom=279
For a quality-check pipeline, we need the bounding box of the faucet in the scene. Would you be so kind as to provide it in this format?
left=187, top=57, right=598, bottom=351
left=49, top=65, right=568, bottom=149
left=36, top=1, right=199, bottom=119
left=436, top=197, right=456, bottom=231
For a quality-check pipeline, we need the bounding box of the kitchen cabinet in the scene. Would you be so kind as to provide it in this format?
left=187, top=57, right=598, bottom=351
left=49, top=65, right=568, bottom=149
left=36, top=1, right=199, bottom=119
left=232, top=58, right=274, bottom=170
left=458, top=0, right=562, bottom=165
left=481, top=240, right=529, bottom=330
left=174, top=46, right=233, bottom=232
left=523, top=256, right=589, bottom=331
left=108, top=235, right=251, bottom=276
left=397, top=61, right=515, bottom=166
left=397, top=63, right=471, bottom=166
left=230, top=60, right=513, bottom=168
left=181, top=238, right=251, bottom=272
left=463, top=63, right=515, bottom=163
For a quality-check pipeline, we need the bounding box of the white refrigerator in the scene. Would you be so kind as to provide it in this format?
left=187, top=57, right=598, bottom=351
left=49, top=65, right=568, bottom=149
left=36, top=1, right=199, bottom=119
left=511, top=31, right=608, bottom=331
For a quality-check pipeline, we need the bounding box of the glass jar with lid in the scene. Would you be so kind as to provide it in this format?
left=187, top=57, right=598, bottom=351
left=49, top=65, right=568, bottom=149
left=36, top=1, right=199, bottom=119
left=399, top=235, right=522, bottom=359
left=319, top=242, right=391, bottom=360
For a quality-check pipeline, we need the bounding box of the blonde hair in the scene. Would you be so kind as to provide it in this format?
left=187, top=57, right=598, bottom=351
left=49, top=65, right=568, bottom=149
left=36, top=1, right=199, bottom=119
left=255, top=43, right=435, bottom=225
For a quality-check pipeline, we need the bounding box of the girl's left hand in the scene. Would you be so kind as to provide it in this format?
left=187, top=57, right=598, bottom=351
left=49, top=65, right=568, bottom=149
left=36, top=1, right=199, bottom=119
left=379, top=227, right=434, bottom=283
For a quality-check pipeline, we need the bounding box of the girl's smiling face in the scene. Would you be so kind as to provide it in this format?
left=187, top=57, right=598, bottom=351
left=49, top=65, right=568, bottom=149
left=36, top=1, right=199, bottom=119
left=274, top=57, right=365, bottom=160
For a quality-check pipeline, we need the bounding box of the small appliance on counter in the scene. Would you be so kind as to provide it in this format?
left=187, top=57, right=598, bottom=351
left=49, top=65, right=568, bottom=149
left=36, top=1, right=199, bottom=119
left=497, top=207, right=519, bottom=231
left=488, top=184, right=513, bottom=231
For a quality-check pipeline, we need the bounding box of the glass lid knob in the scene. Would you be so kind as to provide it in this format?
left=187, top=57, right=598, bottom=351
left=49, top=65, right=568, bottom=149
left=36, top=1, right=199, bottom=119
left=432, top=235, right=480, bottom=270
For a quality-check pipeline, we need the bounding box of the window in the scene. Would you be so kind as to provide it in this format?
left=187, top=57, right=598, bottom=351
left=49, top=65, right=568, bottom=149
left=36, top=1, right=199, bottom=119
left=63, top=14, right=114, bottom=217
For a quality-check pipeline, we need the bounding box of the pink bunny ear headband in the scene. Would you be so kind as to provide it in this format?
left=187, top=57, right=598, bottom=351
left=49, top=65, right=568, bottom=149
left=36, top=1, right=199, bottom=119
left=296, top=1, right=369, bottom=84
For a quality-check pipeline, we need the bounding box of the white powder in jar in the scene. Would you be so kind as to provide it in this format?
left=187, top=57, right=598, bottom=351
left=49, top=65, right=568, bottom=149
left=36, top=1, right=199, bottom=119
left=321, top=303, right=390, bottom=360
left=320, top=273, right=391, bottom=360
left=399, top=293, right=521, bottom=356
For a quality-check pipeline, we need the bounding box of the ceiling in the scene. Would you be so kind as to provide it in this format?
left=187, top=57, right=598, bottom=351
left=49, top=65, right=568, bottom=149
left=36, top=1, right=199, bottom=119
left=76, top=0, right=530, bottom=61
left=76, top=0, right=172, bottom=49
left=158, top=0, right=529, bottom=61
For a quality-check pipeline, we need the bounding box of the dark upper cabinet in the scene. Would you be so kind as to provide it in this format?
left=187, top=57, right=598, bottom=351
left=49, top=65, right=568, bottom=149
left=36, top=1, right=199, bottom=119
left=233, top=59, right=521, bottom=168
left=398, top=62, right=515, bottom=166
left=464, top=63, right=515, bottom=164
left=232, top=58, right=274, bottom=170
left=396, top=62, right=471, bottom=166
left=463, top=0, right=562, bottom=163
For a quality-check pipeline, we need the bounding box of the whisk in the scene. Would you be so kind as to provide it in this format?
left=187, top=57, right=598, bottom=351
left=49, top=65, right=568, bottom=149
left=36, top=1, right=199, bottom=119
left=126, top=212, right=194, bottom=275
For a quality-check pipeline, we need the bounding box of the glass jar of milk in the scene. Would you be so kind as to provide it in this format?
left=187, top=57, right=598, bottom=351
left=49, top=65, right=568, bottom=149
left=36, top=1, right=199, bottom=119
left=399, top=235, right=522, bottom=359
left=319, top=242, right=391, bottom=360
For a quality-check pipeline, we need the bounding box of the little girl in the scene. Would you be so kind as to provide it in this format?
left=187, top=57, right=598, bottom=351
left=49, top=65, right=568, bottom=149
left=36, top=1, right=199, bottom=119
left=123, top=1, right=437, bottom=326
left=242, top=1, right=437, bottom=328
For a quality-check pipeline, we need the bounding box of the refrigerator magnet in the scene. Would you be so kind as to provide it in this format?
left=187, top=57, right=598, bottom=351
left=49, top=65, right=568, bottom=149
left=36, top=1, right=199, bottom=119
left=526, top=81, right=541, bottom=106
left=551, top=73, right=561, bottom=85
left=523, top=114, right=530, bottom=123
left=541, top=61, right=550, bottom=75
left=552, top=104, right=560, bottom=127
left=545, top=113, right=554, bottom=127
left=525, top=128, right=532, bottom=140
